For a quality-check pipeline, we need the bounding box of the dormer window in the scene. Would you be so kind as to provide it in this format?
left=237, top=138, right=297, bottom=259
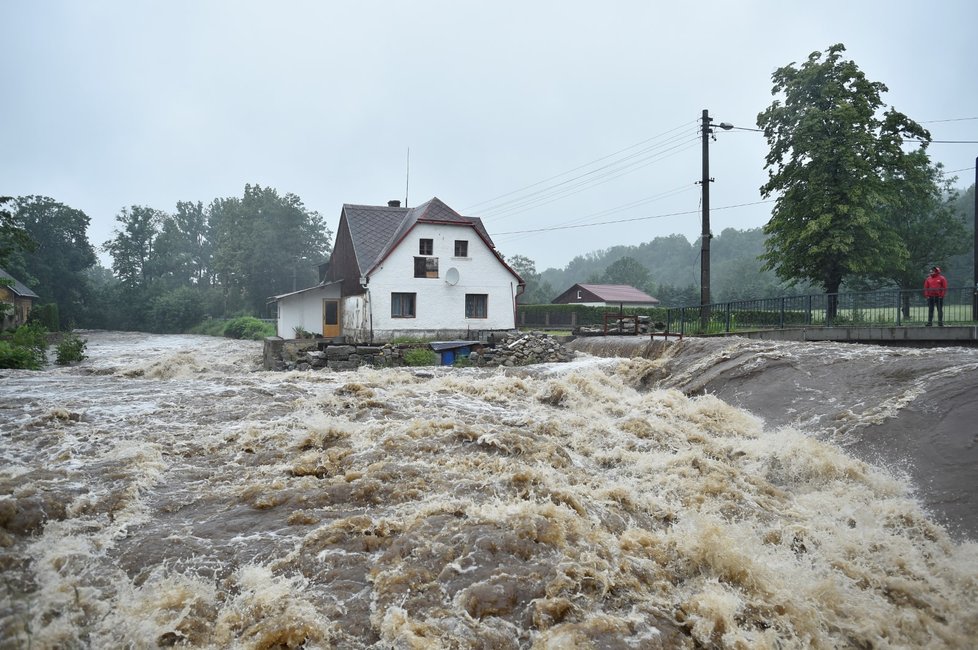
left=419, top=239, right=433, bottom=255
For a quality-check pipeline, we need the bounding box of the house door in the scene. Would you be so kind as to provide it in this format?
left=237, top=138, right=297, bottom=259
left=323, top=300, right=341, bottom=338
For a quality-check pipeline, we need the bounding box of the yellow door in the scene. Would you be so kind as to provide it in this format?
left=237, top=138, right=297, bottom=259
left=323, top=300, right=341, bottom=338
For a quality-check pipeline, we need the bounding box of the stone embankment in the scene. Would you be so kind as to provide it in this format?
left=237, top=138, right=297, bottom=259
left=469, top=331, right=574, bottom=367
left=263, top=332, right=574, bottom=371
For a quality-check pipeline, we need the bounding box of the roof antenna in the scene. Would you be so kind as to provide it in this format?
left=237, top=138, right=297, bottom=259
left=404, top=147, right=410, bottom=208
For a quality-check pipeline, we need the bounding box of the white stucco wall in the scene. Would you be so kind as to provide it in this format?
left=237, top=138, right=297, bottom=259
left=275, top=283, right=340, bottom=338
left=365, top=223, right=520, bottom=340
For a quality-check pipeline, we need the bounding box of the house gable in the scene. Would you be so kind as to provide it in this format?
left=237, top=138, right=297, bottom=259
left=324, top=197, right=522, bottom=291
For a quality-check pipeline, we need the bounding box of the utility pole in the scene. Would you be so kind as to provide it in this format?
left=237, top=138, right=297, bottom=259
left=699, top=110, right=733, bottom=330
left=700, top=110, right=713, bottom=319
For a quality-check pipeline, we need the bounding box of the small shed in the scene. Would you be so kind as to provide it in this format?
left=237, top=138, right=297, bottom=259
left=552, top=283, right=659, bottom=307
left=429, top=340, right=482, bottom=366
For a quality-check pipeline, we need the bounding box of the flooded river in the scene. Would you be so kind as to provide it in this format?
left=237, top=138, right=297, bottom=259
left=1, top=331, right=976, bottom=648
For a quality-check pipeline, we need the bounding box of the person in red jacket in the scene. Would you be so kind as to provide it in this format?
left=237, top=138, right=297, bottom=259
left=923, top=266, right=948, bottom=326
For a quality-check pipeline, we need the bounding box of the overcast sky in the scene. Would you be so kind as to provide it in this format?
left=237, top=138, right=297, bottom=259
left=3, top=0, right=976, bottom=272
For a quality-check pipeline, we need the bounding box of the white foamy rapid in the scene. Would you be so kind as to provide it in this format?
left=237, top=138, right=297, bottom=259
left=1, top=331, right=976, bottom=648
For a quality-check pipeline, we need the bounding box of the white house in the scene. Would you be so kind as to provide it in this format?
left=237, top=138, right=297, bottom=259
left=272, top=197, right=524, bottom=343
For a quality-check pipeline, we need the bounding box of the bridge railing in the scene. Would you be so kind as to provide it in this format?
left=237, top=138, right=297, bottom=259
left=666, top=286, right=978, bottom=335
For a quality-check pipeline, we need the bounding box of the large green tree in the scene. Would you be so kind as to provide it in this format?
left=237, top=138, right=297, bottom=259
left=210, top=185, right=331, bottom=315
left=592, top=256, right=655, bottom=295
left=6, top=196, right=96, bottom=326
left=103, top=205, right=166, bottom=289
left=757, top=43, right=932, bottom=299
left=877, top=153, right=967, bottom=293
left=0, top=196, right=36, bottom=267
left=152, top=201, right=212, bottom=288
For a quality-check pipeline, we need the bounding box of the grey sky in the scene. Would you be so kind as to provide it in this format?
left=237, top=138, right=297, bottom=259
left=2, top=0, right=976, bottom=272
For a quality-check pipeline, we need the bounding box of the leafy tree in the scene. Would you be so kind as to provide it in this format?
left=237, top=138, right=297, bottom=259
left=944, top=184, right=975, bottom=286
left=210, top=185, right=331, bottom=314
left=103, top=205, right=166, bottom=289
left=596, top=256, right=655, bottom=294
left=508, top=254, right=554, bottom=304
left=757, top=43, right=931, bottom=305
left=152, top=201, right=212, bottom=288
left=6, top=196, right=96, bottom=327
left=875, top=154, right=967, bottom=316
left=0, top=196, right=37, bottom=267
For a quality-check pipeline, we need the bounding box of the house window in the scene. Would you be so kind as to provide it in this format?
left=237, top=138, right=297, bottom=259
left=414, top=256, right=439, bottom=278
left=391, top=292, right=416, bottom=318
left=465, top=294, right=488, bottom=319
left=576, top=290, right=582, bottom=300
left=419, top=238, right=433, bottom=255
left=454, top=240, right=468, bottom=257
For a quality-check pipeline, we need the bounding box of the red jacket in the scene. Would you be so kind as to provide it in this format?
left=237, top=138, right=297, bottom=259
left=923, top=272, right=947, bottom=298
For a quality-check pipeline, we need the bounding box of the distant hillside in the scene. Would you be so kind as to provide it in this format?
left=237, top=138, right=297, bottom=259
left=533, top=227, right=815, bottom=307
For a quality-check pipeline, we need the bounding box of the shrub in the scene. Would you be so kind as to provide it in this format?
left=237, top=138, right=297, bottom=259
left=188, top=318, right=228, bottom=337
left=223, top=317, right=275, bottom=340
left=4, top=322, right=48, bottom=370
left=402, top=347, right=438, bottom=366
left=0, top=340, right=41, bottom=369
left=150, top=287, right=205, bottom=333
left=55, top=333, right=87, bottom=365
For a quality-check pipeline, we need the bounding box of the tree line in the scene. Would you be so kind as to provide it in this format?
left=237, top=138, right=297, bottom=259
left=1, top=185, right=332, bottom=332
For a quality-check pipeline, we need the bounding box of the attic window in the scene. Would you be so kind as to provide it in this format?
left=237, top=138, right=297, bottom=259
left=419, top=239, right=433, bottom=255
left=576, top=290, right=582, bottom=300
left=414, top=256, right=439, bottom=278
left=454, top=240, right=468, bottom=257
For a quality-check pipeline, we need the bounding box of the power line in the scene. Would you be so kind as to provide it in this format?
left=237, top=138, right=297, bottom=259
left=463, top=120, right=694, bottom=212
left=921, top=117, right=978, bottom=123
left=492, top=199, right=775, bottom=237
left=479, top=130, right=699, bottom=217
left=481, top=136, right=701, bottom=219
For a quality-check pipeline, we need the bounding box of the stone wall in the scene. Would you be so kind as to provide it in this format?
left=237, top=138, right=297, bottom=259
left=263, top=332, right=575, bottom=371
left=468, top=331, right=575, bottom=367
left=263, top=337, right=402, bottom=371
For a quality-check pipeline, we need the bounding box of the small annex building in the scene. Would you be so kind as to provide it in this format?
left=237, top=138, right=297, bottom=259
left=552, top=283, right=659, bottom=308
left=0, top=267, right=39, bottom=329
left=271, top=197, right=524, bottom=343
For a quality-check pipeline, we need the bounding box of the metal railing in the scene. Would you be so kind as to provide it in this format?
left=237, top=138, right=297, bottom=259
left=666, top=287, right=978, bottom=336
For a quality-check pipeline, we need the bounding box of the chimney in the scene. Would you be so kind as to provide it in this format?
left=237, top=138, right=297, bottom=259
left=388, top=199, right=401, bottom=207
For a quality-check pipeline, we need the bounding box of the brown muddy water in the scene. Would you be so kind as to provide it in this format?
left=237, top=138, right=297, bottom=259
left=1, top=331, right=976, bottom=648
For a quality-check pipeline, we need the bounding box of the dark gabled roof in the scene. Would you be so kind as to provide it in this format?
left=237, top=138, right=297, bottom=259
left=0, top=267, right=39, bottom=299
left=562, top=283, right=659, bottom=304
left=342, top=197, right=499, bottom=277
left=579, top=284, right=658, bottom=303
left=342, top=203, right=410, bottom=278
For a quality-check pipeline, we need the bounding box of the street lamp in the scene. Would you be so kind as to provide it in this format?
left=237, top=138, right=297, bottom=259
left=700, top=109, right=733, bottom=328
